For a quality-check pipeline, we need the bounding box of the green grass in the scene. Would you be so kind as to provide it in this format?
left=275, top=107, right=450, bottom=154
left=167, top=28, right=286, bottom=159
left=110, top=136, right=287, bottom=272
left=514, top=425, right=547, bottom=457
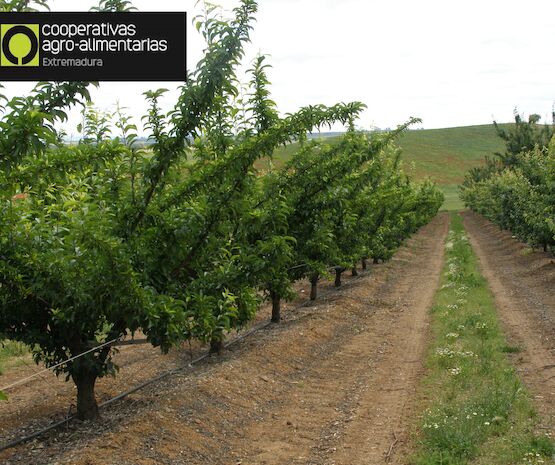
left=411, top=213, right=554, bottom=465
left=254, top=134, right=342, bottom=172
left=266, top=124, right=507, bottom=212
left=440, top=185, right=465, bottom=212
left=397, top=125, right=506, bottom=185
left=0, top=340, right=30, bottom=375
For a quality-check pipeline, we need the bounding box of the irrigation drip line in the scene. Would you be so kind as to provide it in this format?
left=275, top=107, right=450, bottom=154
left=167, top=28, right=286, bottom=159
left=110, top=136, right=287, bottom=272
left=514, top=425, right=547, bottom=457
left=0, top=266, right=373, bottom=453
left=0, top=337, right=120, bottom=393
left=0, top=320, right=274, bottom=453
left=288, top=263, right=307, bottom=271
left=2, top=336, right=153, bottom=393
left=288, top=263, right=352, bottom=272
left=100, top=320, right=273, bottom=410
left=113, top=338, right=149, bottom=347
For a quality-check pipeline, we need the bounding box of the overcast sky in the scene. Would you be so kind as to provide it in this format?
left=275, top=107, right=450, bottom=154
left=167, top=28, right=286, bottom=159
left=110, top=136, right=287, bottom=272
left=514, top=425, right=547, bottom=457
left=3, top=0, right=555, bottom=136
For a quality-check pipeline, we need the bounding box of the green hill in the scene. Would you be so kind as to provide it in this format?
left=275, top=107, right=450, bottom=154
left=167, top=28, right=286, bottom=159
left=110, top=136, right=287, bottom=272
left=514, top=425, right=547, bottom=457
left=266, top=124, right=506, bottom=211
left=397, top=124, right=505, bottom=184
left=398, top=124, right=505, bottom=210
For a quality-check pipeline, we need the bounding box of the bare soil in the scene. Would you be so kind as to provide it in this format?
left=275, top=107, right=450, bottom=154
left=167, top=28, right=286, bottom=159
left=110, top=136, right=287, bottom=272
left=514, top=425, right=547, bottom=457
left=4, top=211, right=553, bottom=465
left=0, top=214, right=449, bottom=465
left=0, top=271, right=327, bottom=441
left=462, top=211, right=555, bottom=437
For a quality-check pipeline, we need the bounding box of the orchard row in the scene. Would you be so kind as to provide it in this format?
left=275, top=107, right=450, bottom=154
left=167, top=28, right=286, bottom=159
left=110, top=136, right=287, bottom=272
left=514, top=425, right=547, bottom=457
left=461, top=113, right=555, bottom=253
left=0, top=0, right=443, bottom=418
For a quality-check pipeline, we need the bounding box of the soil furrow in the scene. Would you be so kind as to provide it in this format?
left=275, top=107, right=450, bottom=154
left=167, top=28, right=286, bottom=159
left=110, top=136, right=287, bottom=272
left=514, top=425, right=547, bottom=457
left=462, top=211, right=555, bottom=436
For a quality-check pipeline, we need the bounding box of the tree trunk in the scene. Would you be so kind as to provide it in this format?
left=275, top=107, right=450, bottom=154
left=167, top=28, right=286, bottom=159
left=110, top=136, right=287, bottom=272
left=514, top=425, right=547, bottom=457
left=334, top=267, right=343, bottom=287
left=73, top=371, right=99, bottom=421
left=351, top=266, right=358, bottom=277
left=543, top=243, right=548, bottom=253
left=209, top=337, right=223, bottom=355
left=310, top=274, right=319, bottom=301
left=361, top=258, right=367, bottom=270
left=271, top=290, right=281, bottom=323
left=373, top=257, right=379, bottom=264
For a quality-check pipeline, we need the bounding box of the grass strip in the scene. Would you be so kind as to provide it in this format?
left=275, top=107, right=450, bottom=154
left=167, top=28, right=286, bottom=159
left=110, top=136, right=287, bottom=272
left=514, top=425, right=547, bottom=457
left=411, top=213, right=554, bottom=465
left=0, top=340, right=29, bottom=375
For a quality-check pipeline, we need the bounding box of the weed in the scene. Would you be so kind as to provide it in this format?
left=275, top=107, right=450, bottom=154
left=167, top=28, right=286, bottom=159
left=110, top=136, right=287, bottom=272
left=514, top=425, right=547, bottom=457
left=0, top=340, right=30, bottom=375
left=412, top=213, right=555, bottom=465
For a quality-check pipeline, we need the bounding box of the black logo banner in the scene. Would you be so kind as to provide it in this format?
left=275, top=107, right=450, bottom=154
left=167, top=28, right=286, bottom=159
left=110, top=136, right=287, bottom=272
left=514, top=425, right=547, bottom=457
left=0, top=12, right=187, bottom=81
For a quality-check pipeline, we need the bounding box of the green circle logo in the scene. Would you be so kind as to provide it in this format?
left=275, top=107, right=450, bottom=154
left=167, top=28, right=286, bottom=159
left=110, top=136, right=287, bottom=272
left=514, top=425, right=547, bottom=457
left=1, top=24, right=39, bottom=67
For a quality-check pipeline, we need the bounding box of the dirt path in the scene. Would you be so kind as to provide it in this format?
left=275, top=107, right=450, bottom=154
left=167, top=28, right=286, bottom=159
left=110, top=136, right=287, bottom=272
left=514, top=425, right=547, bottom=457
left=2, top=213, right=448, bottom=465
left=462, top=211, right=555, bottom=436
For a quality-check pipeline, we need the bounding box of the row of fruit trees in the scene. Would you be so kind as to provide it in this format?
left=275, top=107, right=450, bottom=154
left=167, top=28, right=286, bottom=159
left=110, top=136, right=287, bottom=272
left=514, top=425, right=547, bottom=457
left=461, top=112, right=555, bottom=253
left=0, top=0, right=443, bottom=418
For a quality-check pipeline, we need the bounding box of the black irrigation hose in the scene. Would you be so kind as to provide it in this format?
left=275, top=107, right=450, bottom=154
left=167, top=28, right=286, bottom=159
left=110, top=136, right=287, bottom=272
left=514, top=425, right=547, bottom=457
left=113, top=338, right=149, bottom=347
left=0, top=417, right=74, bottom=452
left=0, top=321, right=273, bottom=453
left=100, top=319, right=273, bottom=411
left=0, top=267, right=373, bottom=453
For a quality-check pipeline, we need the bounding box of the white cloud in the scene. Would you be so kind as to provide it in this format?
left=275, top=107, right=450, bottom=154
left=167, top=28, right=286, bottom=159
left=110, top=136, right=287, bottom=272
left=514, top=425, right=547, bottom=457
left=2, top=0, right=554, bottom=135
